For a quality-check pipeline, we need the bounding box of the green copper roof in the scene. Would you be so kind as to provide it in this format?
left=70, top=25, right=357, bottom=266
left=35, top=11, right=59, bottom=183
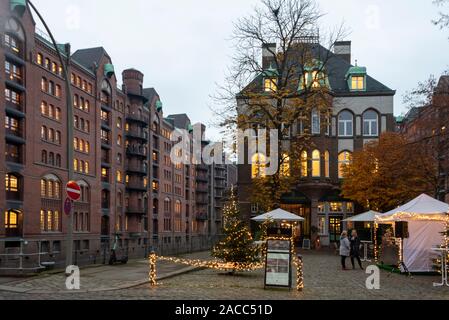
left=346, top=66, right=367, bottom=78
left=303, top=59, right=324, bottom=72
left=10, top=0, right=26, bottom=16
left=104, top=63, right=115, bottom=78
left=156, top=100, right=163, bottom=112
left=262, top=65, right=279, bottom=78
left=396, top=116, right=404, bottom=123
left=188, top=124, right=194, bottom=133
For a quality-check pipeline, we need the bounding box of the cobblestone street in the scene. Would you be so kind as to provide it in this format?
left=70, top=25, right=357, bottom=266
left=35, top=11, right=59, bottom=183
left=0, top=251, right=448, bottom=300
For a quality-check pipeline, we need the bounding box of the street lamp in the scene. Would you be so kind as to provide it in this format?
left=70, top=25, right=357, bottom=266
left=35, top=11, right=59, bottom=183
left=25, top=1, right=75, bottom=268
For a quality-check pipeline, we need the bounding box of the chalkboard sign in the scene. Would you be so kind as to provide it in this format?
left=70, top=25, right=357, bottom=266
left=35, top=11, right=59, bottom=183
left=302, top=239, right=311, bottom=250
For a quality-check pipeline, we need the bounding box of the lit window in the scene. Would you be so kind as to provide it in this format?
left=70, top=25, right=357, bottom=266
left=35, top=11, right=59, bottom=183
left=338, top=151, right=352, bottom=179
left=363, top=110, right=378, bottom=137
left=346, top=202, right=354, bottom=213
left=5, top=174, right=18, bottom=192
left=338, top=111, right=353, bottom=137
left=301, top=151, right=308, bottom=178
left=324, top=151, right=330, bottom=178
left=312, top=150, right=321, bottom=177
left=37, top=53, right=43, bottom=65
left=264, top=78, right=277, bottom=92
left=40, top=210, right=45, bottom=231
left=47, top=211, right=53, bottom=231
left=318, top=216, right=326, bottom=235
left=330, top=202, right=343, bottom=213
left=117, top=171, right=122, bottom=183
left=84, top=162, right=89, bottom=174
left=351, top=76, right=365, bottom=90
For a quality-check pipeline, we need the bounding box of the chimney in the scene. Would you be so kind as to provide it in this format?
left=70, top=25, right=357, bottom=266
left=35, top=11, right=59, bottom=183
left=262, top=43, right=277, bottom=69
left=334, top=41, right=351, bottom=64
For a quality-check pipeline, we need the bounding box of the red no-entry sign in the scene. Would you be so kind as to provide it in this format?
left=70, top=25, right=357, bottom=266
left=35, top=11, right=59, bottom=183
left=66, top=180, right=81, bottom=201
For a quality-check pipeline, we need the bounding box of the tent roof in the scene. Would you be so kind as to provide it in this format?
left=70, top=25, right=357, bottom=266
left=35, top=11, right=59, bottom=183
left=376, top=194, right=449, bottom=222
left=343, top=210, right=380, bottom=222
left=251, top=208, right=305, bottom=222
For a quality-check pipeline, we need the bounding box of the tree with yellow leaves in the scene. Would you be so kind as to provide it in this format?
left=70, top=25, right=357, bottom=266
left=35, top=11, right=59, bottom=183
left=341, top=132, right=439, bottom=212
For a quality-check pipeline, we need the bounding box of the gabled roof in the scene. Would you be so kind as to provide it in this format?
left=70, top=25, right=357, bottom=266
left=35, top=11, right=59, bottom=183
left=71, top=47, right=108, bottom=71
left=240, top=43, right=395, bottom=97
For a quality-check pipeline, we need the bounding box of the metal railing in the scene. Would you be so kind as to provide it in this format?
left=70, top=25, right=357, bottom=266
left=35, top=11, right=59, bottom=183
left=0, top=239, right=47, bottom=272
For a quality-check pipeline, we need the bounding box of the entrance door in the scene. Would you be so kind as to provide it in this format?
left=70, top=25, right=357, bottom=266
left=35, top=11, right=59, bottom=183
left=329, top=217, right=342, bottom=243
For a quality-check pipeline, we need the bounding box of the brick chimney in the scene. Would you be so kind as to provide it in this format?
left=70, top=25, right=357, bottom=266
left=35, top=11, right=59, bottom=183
left=334, top=41, right=351, bottom=64
left=262, top=43, right=277, bottom=69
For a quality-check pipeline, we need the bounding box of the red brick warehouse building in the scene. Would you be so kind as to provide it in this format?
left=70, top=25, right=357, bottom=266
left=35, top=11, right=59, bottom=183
left=0, top=0, right=236, bottom=271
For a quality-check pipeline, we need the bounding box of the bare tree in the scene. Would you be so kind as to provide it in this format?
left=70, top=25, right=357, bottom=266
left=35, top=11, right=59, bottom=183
left=212, top=0, right=347, bottom=211
left=433, top=0, right=449, bottom=35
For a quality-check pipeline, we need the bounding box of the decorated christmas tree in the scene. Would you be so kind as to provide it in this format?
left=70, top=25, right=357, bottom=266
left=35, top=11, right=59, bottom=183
left=212, top=187, right=260, bottom=272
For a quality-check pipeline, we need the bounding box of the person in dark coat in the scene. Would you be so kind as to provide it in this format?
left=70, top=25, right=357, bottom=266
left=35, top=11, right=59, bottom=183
left=350, top=230, right=364, bottom=270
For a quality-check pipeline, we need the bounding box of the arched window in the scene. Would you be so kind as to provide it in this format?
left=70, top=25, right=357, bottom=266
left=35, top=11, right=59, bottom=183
left=280, top=154, right=290, bottom=177
left=41, top=101, right=48, bottom=116
left=49, top=152, right=55, bottom=166
left=116, top=171, right=122, bottom=183
left=311, top=109, right=320, bottom=135
left=41, top=150, right=47, bottom=164
left=312, top=150, right=321, bottom=177
left=175, top=200, right=182, bottom=214
left=41, top=78, right=48, bottom=92
left=41, top=126, right=47, bottom=140
left=324, top=151, right=330, bottom=178
left=55, top=107, right=61, bottom=121
left=41, top=174, right=61, bottom=199
left=78, top=180, right=90, bottom=203
left=153, top=199, right=159, bottom=215
left=338, top=111, right=353, bottom=137
left=338, top=151, right=353, bottom=179
left=4, top=210, right=20, bottom=230
left=164, top=198, right=171, bottom=213
left=101, top=190, right=110, bottom=209
left=363, top=110, right=379, bottom=137
left=301, top=151, right=308, bottom=178
left=56, top=154, right=61, bottom=167
left=117, top=191, right=123, bottom=207
left=251, top=153, right=267, bottom=178
left=5, top=174, right=20, bottom=199
left=48, top=128, right=54, bottom=142
left=73, top=94, right=79, bottom=108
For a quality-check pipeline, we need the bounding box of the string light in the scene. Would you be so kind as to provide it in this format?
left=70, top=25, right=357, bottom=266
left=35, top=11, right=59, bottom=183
left=149, top=252, right=157, bottom=286
left=374, top=223, right=378, bottom=263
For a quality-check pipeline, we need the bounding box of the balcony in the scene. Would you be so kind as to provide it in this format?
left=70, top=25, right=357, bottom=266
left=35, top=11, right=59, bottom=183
left=196, top=175, right=209, bottom=183
left=6, top=69, right=24, bottom=87
left=126, top=164, right=148, bottom=176
left=125, top=130, right=148, bottom=142
left=5, top=101, right=24, bottom=117
left=6, top=191, right=22, bottom=202
left=101, top=119, right=111, bottom=130
left=126, top=114, right=149, bottom=126
left=5, top=128, right=25, bottom=145
left=126, top=207, right=147, bottom=215
left=196, top=164, right=209, bottom=172
left=101, top=138, right=111, bottom=149
left=126, top=182, right=148, bottom=192
left=195, top=213, right=208, bottom=221
left=101, top=201, right=110, bottom=210
left=196, top=196, right=209, bottom=205
left=126, top=146, right=147, bottom=158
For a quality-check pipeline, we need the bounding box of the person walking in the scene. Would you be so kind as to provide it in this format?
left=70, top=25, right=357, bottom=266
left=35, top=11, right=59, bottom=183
left=350, top=230, right=364, bottom=270
left=339, top=231, right=351, bottom=270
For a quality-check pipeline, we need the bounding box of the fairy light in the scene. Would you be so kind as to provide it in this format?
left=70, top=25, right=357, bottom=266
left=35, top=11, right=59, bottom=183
left=293, top=255, right=304, bottom=291
left=149, top=252, right=157, bottom=286
left=374, top=222, right=379, bottom=263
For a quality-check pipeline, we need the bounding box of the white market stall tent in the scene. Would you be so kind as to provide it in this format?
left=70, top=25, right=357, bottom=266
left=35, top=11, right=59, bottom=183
left=376, top=194, right=449, bottom=273
left=252, top=208, right=305, bottom=223
left=343, top=210, right=380, bottom=223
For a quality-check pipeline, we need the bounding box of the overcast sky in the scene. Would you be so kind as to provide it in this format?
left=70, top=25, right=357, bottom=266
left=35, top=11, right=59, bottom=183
left=33, top=0, right=449, bottom=139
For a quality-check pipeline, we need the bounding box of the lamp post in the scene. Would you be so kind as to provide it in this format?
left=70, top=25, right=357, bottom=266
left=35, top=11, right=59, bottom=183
left=26, top=1, right=75, bottom=268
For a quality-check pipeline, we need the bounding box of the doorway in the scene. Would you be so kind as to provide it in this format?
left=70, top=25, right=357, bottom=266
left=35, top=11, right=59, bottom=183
left=329, top=217, right=342, bottom=243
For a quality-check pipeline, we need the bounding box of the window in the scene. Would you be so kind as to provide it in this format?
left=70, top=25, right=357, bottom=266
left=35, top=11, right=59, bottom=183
left=5, top=174, right=19, bottom=192
left=301, top=151, right=308, bottom=178
left=164, top=198, right=171, bottom=213
left=51, top=62, right=57, bottom=74
left=117, top=117, right=122, bottom=129
left=338, top=111, right=353, bottom=137
left=37, top=53, right=43, bottom=65
left=40, top=175, right=61, bottom=199
left=45, top=58, right=50, bottom=70
left=84, top=162, right=89, bottom=174
left=251, top=203, right=259, bottom=214
left=311, top=109, right=320, bottom=135
left=4, top=210, right=19, bottom=230
left=318, top=203, right=325, bottom=213
left=251, top=153, right=266, bottom=178
left=5, top=116, right=20, bottom=134
left=318, top=216, right=326, bottom=235
left=264, top=78, right=277, bottom=92
left=40, top=210, right=61, bottom=232
left=4, top=33, right=20, bottom=55
left=363, top=110, right=378, bottom=137
left=117, top=135, right=122, bottom=146
left=116, top=171, right=122, bottom=183
left=351, top=76, right=365, bottom=91
left=330, top=202, right=343, bottom=213
left=312, top=150, right=321, bottom=177
left=346, top=202, right=354, bottom=213
left=5, top=88, right=21, bottom=106
left=338, top=151, right=352, bottom=179
left=175, top=201, right=182, bottom=214
left=324, top=151, right=330, bottom=178
left=5, top=60, right=22, bottom=83
left=41, top=150, right=47, bottom=164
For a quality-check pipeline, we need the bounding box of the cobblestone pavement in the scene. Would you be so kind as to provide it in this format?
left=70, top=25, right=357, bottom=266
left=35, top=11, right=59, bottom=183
left=0, top=250, right=448, bottom=300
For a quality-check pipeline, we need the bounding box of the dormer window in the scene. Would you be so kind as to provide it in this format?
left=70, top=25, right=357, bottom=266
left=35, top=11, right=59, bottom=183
left=346, top=63, right=367, bottom=92
left=264, top=78, right=277, bottom=92
left=352, top=76, right=365, bottom=90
